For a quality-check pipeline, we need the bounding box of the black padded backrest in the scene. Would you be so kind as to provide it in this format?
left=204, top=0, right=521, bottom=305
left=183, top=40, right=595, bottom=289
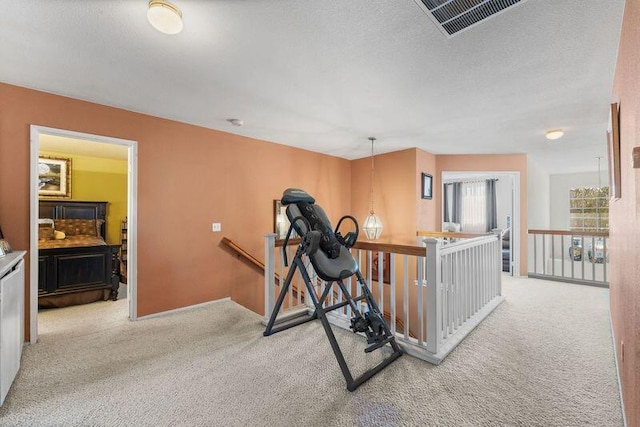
left=286, top=201, right=357, bottom=280
left=281, top=188, right=315, bottom=205
left=288, top=201, right=341, bottom=258
left=286, top=203, right=333, bottom=236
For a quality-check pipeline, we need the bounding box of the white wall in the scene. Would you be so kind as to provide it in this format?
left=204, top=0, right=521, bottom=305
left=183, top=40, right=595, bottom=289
left=527, top=157, right=551, bottom=229
left=549, top=171, right=607, bottom=230
left=495, top=176, right=513, bottom=230
left=527, top=157, right=551, bottom=272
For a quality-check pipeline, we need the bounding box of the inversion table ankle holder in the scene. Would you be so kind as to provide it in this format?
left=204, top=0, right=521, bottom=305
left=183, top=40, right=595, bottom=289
left=263, top=188, right=402, bottom=391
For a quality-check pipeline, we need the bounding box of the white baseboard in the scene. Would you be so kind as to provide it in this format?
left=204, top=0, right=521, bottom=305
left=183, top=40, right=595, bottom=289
left=137, top=297, right=231, bottom=321
left=609, top=313, right=627, bottom=427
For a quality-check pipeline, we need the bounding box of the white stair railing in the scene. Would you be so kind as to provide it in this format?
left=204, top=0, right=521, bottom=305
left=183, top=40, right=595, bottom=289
left=528, top=229, right=609, bottom=287
left=423, top=234, right=504, bottom=360
left=264, top=232, right=504, bottom=364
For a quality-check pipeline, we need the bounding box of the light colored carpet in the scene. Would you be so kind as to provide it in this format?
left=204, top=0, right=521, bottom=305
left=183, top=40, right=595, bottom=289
left=0, top=276, right=622, bottom=426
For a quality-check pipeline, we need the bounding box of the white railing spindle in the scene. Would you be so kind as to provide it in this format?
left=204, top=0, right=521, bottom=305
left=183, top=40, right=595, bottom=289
left=378, top=251, right=384, bottom=316
left=403, top=255, right=409, bottom=341
left=357, top=250, right=362, bottom=313
left=264, top=233, right=276, bottom=321
left=390, top=253, right=396, bottom=335
left=417, top=253, right=424, bottom=345
left=425, top=238, right=441, bottom=354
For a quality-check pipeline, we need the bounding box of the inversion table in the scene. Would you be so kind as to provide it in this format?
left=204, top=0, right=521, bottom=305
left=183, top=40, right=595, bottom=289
left=263, top=188, right=402, bottom=391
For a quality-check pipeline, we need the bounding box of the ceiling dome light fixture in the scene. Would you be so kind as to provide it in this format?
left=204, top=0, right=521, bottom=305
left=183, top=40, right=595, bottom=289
left=363, top=137, right=383, bottom=240
left=545, top=129, right=564, bottom=140
left=147, top=0, right=183, bottom=35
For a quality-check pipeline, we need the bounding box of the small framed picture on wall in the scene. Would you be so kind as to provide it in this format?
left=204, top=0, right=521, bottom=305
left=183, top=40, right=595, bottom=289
left=422, top=173, right=433, bottom=199
left=274, top=199, right=296, bottom=239
left=38, top=156, right=72, bottom=198
left=607, top=102, right=621, bottom=200
left=0, top=226, right=11, bottom=258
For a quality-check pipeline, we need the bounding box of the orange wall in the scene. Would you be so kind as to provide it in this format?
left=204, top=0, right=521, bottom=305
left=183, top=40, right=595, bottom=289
left=351, top=148, right=438, bottom=340
left=416, top=148, right=438, bottom=232
left=351, top=148, right=418, bottom=242
left=0, top=83, right=351, bottom=337
left=436, top=154, right=528, bottom=275
left=0, top=82, right=531, bottom=345
left=610, top=0, right=640, bottom=424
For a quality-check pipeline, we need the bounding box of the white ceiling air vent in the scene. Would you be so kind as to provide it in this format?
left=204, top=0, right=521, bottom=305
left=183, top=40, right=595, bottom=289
left=415, top=0, right=527, bottom=37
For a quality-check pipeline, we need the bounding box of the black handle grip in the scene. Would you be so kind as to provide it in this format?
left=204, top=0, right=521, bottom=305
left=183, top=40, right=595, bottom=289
left=334, top=215, right=359, bottom=248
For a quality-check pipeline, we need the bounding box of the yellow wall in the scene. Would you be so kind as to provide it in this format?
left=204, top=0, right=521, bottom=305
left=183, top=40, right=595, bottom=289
left=39, top=151, right=127, bottom=244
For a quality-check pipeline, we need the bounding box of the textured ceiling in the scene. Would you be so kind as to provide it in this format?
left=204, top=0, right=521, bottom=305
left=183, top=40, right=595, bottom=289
left=0, top=0, right=625, bottom=174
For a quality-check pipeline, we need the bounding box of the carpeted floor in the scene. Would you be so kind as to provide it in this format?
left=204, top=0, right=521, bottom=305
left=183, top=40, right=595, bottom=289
left=0, top=275, right=623, bottom=426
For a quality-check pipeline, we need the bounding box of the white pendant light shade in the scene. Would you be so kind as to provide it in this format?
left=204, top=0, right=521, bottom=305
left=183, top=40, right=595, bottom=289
left=363, top=211, right=383, bottom=240
left=147, top=0, right=183, bottom=35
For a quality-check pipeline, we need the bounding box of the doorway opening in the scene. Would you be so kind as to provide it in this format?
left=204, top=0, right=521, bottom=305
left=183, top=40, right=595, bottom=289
left=441, top=171, right=520, bottom=276
left=29, top=126, right=138, bottom=343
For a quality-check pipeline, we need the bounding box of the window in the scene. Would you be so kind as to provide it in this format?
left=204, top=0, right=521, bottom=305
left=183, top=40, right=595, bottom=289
left=443, top=179, right=498, bottom=233
left=460, top=181, right=487, bottom=233
left=569, top=187, right=609, bottom=232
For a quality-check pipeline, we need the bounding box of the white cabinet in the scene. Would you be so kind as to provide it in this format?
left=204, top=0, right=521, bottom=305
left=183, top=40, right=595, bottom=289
left=0, top=251, right=26, bottom=406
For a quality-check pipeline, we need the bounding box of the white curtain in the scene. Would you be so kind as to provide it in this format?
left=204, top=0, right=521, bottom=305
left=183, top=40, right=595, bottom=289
left=460, top=181, right=487, bottom=233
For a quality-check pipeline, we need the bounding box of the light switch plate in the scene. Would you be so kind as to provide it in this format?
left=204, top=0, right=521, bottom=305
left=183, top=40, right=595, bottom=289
left=212, top=223, right=221, bottom=232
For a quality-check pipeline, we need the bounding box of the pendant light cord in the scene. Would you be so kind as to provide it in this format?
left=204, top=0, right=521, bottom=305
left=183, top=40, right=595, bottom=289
left=369, top=137, right=376, bottom=214
left=596, top=156, right=602, bottom=231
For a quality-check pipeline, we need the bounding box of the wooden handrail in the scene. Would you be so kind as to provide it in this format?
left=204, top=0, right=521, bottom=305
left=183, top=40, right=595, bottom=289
left=353, top=241, right=425, bottom=257
left=221, top=237, right=281, bottom=285
left=275, top=237, right=300, bottom=247
left=276, top=237, right=426, bottom=257
left=417, top=230, right=487, bottom=239
left=223, top=236, right=415, bottom=338
left=528, top=229, right=609, bottom=237
left=221, top=236, right=268, bottom=273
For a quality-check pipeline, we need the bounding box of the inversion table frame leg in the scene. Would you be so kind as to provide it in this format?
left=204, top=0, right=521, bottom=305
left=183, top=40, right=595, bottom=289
left=263, top=250, right=402, bottom=391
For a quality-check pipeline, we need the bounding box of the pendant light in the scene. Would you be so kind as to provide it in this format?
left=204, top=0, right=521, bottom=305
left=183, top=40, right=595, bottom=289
left=363, top=137, right=383, bottom=240
left=147, top=0, right=183, bottom=35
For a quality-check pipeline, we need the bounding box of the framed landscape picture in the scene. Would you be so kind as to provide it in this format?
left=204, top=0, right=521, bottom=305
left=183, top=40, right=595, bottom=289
left=421, top=173, right=433, bottom=199
left=607, top=102, right=621, bottom=200
left=0, top=226, right=11, bottom=257
left=38, top=156, right=72, bottom=198
left=273, top=199, right=296, bottom=239
left=372, top=252, right=391, bottom=284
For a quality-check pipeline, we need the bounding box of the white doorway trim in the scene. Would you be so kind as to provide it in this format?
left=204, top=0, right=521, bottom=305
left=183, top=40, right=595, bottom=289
left=29, top=125, right=138, bottom=343
left=441, top=171, right=521, bottom=277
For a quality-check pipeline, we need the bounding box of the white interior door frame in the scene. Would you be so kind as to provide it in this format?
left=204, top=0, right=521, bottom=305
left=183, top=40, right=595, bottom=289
left=29, top=125, right=138, bottom=343
left=441, top=171, right=521, bottom=277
